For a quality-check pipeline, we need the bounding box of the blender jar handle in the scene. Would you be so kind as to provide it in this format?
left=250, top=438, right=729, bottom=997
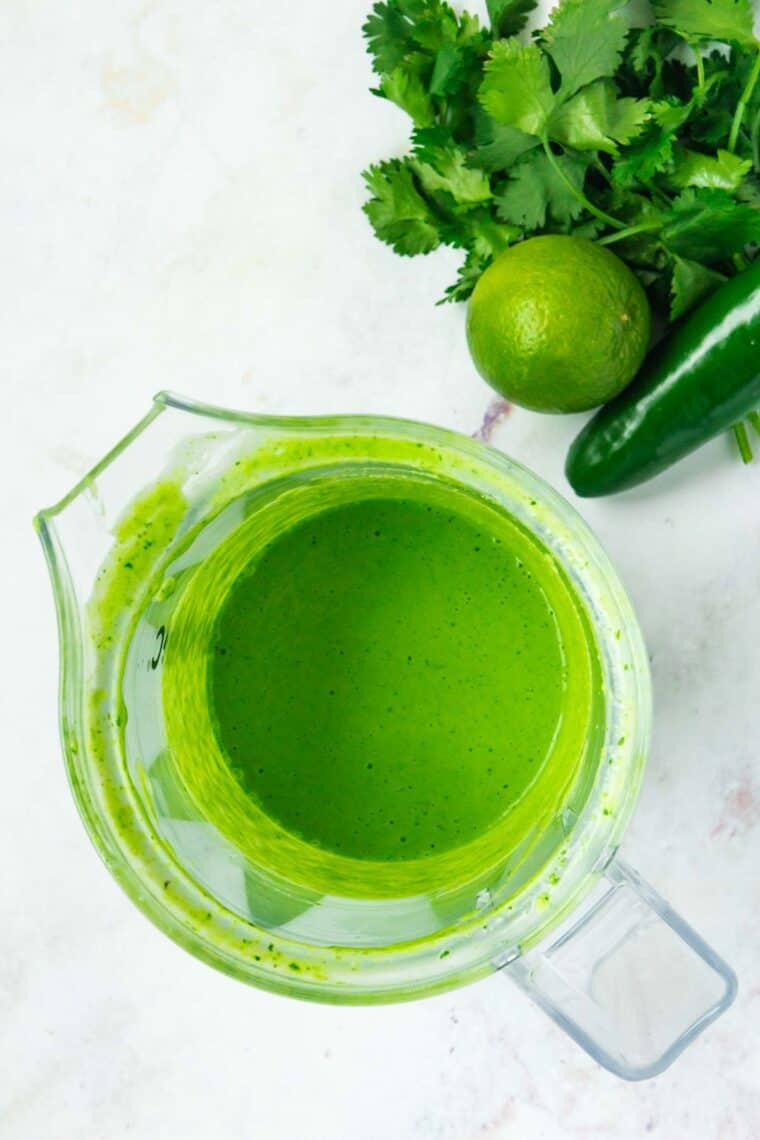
left=502, top=857, right=737, bottom=1081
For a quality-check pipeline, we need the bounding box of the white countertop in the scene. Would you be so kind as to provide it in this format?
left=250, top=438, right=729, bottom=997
left=2, top=1, right=759, bottom=1136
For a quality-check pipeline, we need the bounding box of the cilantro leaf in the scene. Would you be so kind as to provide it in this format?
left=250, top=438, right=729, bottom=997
left=670, top=255, right=727, bottom=318
left=611, top=99, right=691, bottom=187
left=408, top=122, right=455, bottom=162
left=411, top=129, right=493, bottom=205
left=404, top=0, right=460, bottom=51
left=495, top=150, right=588, bottom=227
left=628, top=25, right=682, bottom=81
left=472, top=112, right=541, bottom=171
left=613, top=129, right=676, bottom=186
left=688, top=48, right=756, bottom=146
left=377, top=67, right=436, bottom=125
left=662, top=188, right=760, bottom=260
left=550, top=82, right=650, bottom=154
left=668, top=146, right=752, bottom=189
left=652, top=97, right=694, bottom=134
left=486, top=0, right=538, bottom=38
left=603, top=190, right=666, bottom=265
left=689, top=105, right=738, bottom=147
left=429, top=43, right=467, bottom=96
left=439, top=215, right=520, bottom=302
left=570, top=216, right=607, bottom=239
left=653, top=0, right=757, bottom=48
left=737, top=174, right=760, bottom=204
left=457, top=11, right=486, bottom=43
left=610, top=187, right=666, bottom=227
left=362, top=160, right=444, bottom=254
left=466, top=212, right=521, bottom=257
left=441, top=247, right=491, bottom=301
left=479, top=40, right=556, bottom=137
left=363, top=0, right=467, bottom=76
left=542, top=0, right=631, bottom=99
left=363, top=2, right=416, bottom=74
left=428, top=22, right=490, bottom=107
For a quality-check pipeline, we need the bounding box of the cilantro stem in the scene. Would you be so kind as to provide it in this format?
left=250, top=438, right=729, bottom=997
left=643, top=181, right=671, bottom=210
left=591, top=156, right=613, bottom=188
left=541, top=140, right=625, bottom=231
left=749, top=410, right=760, bottom=437
left=751, top=107, right=760, bottom=171
left=734, top=422, right=753, bottom=463
left=597, top=220, right=662, bottom=247
left=693, top=45, right=706, bottom=104
left=728, top=49, right=760, bottom=154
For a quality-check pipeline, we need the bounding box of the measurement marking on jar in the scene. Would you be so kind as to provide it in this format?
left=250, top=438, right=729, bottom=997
left=151, top=625, right=168, bottom=669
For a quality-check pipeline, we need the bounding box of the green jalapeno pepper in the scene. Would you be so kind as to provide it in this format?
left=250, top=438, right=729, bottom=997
left=566, top=259, right=760, bottom=496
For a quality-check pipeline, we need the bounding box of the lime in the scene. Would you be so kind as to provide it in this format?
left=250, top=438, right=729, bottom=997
left=466, top=236, right=651, bottom=413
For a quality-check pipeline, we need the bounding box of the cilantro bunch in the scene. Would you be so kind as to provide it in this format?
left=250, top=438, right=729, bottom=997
left=361, top=0, right=760, bottom=328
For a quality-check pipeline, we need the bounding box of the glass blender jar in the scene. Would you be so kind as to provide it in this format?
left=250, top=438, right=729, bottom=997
left=35, top=393, right=736, bottom=1081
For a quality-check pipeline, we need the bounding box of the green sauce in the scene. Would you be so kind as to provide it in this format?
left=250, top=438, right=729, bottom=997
left=164, top=473, right=599, bottom=895
left=212, top=494, right=566, bottom=861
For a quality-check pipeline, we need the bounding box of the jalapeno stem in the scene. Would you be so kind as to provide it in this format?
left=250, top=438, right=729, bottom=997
left=734, top=421, right=753, bottom=463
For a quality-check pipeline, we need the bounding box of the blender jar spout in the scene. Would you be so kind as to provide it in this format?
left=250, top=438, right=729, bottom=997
left=33, top=391, right=289, bottom=618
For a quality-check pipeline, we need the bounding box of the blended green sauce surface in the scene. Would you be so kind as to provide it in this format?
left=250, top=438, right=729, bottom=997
left=159, top=464, right=601, bottom=898
left=210, top=494, right=567, bottom=863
